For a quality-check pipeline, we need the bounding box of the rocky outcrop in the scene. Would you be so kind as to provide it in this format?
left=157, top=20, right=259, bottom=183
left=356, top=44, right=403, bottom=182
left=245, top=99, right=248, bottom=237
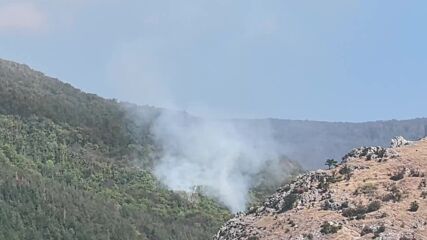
left=215, top=171, right=335, bottom=239
left=341, top=146, right=398, bottom=163
left=341, top=136, right=416, bottom=163
left=216, top=215, right=260, bottom=240
left=214, top=138, right=427, bottom=240
left=391, top=136, right=413, bottom=148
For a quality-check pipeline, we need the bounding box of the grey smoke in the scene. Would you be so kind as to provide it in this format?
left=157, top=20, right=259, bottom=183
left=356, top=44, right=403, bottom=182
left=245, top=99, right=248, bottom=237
left=108, top=46, right=294, bottom=213
left=151, top=111, right=288, bottom=212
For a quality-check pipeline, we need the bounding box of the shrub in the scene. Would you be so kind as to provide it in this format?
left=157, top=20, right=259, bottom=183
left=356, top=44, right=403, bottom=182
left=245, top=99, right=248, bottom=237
left=342, top=201, right=381, bottom=219
left=374, top=225, right=386, bottom=237
left=390, top=168, right=406, bottom=181
left=322, top=199, right=349, bottom=211
left=279, top=194, right=299, bottom=213
left=409, top=168, right=424, bottom=177
left=382, top=184, right=403, bottom=202
left=341, top=201, right=349, bottom=209
left=325, top=159, right=338, bottom=169
left=317, top=180, right=330, bottom=191
left=408, top=201, right=419, bottom=212
left=354, top=183, right=377, bottom=197
left=320, top=221, right=342, bottom=234
left=418, top=179, right=426, bottom=189
left=302, top=233, right=313, bottom=240
left=361, top=224, right=385, bottom=237
left=342, top=205, right=367, bottom=220
left=339, top=165, right=353, bottom=181
left=366, top=201, right=381, bottom=213
left=360, top=226, right=373, bottom=236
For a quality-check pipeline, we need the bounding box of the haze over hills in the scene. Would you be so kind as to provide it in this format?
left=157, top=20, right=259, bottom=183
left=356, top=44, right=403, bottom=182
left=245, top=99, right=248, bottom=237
left=2, top=58, right=426, bottom=170
left=0, top=58, right=426, bottom=239
left=233, top=118, right=427, bottom=168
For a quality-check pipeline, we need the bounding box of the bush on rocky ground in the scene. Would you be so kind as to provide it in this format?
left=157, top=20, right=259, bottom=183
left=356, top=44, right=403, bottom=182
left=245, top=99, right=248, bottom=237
left=320, top=221, right=342, bottom=234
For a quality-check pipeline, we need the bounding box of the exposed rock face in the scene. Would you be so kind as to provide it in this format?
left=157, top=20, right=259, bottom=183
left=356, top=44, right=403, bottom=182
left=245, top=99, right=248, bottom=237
left=340, top=136, right=417, bottom=164
left=341, top=146, right=398, bottom=163
left=391, top=136, right=413, bottom=148
left=214, top=139, right=427, bottom=240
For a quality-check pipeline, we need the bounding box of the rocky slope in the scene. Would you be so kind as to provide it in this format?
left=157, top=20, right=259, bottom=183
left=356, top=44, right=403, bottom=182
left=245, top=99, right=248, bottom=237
left=215, top=137, right=427, bottom=239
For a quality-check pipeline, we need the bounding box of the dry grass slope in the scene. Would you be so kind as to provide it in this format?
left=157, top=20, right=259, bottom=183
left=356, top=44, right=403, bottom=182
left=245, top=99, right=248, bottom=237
left=216, top=138, right=427, bottom=240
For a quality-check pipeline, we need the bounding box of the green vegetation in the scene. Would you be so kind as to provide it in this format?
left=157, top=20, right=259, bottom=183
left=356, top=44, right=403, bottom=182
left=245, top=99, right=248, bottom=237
left=0, top=60, right=232, bottom=239
left=249, top=166, right=302, bottom=207
left=320, top=221, right=341, bottom=234
left=360, top=224, right=385, bottom=237
left=325, top=159, right=337, bottom=169
left=409, top=168, right=424, bottom=177
left=409, top=201, right=419, bottom=212
left=354, top=183, right=378, bottom=197
left=366, top=200, right=381, bottom=212
left=0, top=115, right=230, bottom=239
left=390, top=168, right=406, bottom=181
left=341, top=201, right=381, bottom=220
left=382, top=184, right=404, bottom=202
left=278, top=193, right=299, bottom=213
left=338, top=165, right=353, bottom=181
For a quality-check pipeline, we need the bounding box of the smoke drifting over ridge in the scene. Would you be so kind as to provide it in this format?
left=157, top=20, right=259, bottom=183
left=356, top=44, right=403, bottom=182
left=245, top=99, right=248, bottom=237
left=150, top=111, right=293, bottom=212
left=108, top=47, right=296, bottom=212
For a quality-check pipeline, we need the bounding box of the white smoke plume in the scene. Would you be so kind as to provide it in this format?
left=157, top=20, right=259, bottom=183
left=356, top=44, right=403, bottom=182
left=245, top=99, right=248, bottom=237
left=108, top=43, right=295, bottom=213
left=151, top=111, right=290, bottom=212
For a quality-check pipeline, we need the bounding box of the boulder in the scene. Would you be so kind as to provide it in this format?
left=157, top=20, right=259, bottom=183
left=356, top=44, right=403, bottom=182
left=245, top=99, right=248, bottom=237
left=391, top=136, right=413, bottom=148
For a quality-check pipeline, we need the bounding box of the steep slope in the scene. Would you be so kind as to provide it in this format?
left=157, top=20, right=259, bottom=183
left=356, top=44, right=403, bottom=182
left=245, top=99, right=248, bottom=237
left=0, top=58, right=158, bottom=157
left=215, top=137, right=427, bottom=239
left=0, top=115, right=230, bottom=240
left=0, top=59, right=232, bottom=239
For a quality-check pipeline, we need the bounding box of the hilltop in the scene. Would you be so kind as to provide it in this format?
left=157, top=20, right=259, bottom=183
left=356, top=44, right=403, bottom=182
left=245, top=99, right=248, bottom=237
left=215, top=137, right=427, bottom=239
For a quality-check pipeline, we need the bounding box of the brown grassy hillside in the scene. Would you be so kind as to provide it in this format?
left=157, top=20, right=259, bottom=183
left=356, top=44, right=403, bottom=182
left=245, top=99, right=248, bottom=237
left=216, top=137, right=427, bottom=240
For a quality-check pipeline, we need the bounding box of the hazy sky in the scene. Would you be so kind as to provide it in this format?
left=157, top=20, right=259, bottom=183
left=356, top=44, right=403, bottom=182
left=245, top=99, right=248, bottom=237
left=0, top=0, right=426, bottom=121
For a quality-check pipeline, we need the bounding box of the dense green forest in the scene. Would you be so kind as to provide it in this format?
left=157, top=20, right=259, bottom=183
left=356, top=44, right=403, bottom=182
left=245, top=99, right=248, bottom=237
left=0, top=59, right=157, bottom=157
left=0, top=59, right=231, bottom=239
left=0, top=115, right=230, bottom=239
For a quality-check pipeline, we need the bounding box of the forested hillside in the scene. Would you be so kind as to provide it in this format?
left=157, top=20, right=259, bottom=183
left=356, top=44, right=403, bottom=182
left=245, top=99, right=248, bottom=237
left=0, top=114, right=230, bottom=239
left=0, top=59, right=230, bottom=239
left=0, top=59, right=159, bottom=157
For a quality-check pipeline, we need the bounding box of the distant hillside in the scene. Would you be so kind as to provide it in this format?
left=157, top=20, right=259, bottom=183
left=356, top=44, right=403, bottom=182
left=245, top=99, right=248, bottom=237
left=216, top=138, right=427, bottom=239
left=234, top=118, right=427, bottom=169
